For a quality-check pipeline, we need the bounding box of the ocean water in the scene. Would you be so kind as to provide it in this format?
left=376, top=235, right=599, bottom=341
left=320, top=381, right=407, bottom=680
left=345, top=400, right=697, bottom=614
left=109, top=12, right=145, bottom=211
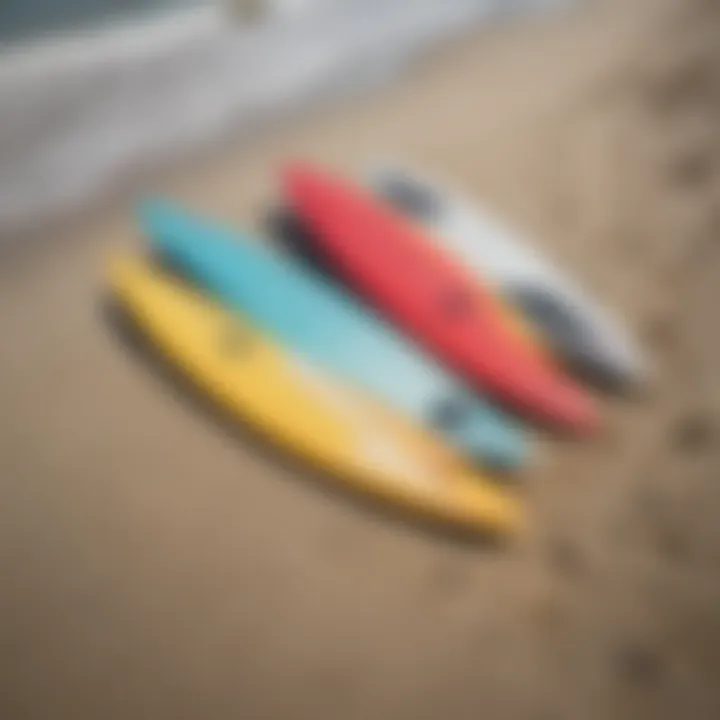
left=0, top=1, right=204, bottom=44
left=0, top=0, right=572, bottom=234
left=0, top=0, right=378, bottom=43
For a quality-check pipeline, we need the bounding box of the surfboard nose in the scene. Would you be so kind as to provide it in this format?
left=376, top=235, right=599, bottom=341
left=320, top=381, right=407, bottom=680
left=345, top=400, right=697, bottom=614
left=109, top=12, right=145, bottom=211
left=547, top=382, right=598, bottom=434
left=449, top=472, right=525, bottom=538
left=481, top=426, right=528, bottom=471
left=471, top=409, right=528, bottom=472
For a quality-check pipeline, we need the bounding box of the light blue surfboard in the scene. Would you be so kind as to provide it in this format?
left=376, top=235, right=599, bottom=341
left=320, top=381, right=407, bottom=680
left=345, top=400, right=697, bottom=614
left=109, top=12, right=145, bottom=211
left=141, top=200, right=528, bottom=470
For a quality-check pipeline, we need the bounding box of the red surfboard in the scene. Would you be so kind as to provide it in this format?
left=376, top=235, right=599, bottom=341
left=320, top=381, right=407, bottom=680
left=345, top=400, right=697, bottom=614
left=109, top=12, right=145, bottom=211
left=283, top=163, right=597, bottom=433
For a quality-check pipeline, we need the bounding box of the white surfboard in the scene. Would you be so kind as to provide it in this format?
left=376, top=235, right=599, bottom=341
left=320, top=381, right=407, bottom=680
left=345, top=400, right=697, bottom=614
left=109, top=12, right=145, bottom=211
left=368, top=164, right=645, bottom=390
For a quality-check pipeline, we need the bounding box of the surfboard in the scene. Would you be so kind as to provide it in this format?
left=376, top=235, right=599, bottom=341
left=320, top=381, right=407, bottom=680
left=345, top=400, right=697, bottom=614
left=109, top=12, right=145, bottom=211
left=109, top=254, right=522, bottom=537
left=267, top=203, right=544, bottom=362
left=283, top=164, right=597, bottom=433
left=368, top=165, right=645, bottom=390
left=141, top=200, right=527, bottom=471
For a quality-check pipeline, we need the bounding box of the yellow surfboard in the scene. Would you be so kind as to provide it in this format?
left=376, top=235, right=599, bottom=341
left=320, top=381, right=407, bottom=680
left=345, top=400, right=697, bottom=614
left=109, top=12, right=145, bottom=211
left=109, top=256, right=523, bottom=537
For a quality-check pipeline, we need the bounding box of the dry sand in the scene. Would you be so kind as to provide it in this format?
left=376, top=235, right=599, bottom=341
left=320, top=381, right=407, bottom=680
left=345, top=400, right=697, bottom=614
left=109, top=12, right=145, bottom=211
left=2, top=1, right=720, bottom=718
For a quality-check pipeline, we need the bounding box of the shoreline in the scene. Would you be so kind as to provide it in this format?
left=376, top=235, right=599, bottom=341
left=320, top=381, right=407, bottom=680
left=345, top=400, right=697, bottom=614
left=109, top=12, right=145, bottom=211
left=0, top=0, right=564, bottom=239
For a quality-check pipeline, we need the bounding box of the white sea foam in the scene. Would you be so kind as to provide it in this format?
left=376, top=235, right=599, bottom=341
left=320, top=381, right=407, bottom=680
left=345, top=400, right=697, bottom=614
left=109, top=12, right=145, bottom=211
left=0, top=0, right=572, bottom=236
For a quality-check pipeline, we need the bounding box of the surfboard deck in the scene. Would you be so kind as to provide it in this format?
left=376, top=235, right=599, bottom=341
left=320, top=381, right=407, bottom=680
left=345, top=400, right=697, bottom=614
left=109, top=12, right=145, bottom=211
left=108, top=254, right=523, bottom=537
left=283, top=164, right=597, bottom=433
left=368, top=164, right=644, bottom=390
left=141, top=200, right=527, bottom=471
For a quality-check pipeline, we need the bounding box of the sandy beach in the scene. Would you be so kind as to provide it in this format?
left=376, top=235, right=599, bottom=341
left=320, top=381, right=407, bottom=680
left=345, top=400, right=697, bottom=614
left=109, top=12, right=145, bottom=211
left=2, top=1, right=720, bottom=718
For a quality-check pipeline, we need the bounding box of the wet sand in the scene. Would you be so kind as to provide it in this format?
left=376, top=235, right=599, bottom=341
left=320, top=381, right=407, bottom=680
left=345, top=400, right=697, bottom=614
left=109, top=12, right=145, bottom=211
left=2, top=1, right=720, bottom=718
